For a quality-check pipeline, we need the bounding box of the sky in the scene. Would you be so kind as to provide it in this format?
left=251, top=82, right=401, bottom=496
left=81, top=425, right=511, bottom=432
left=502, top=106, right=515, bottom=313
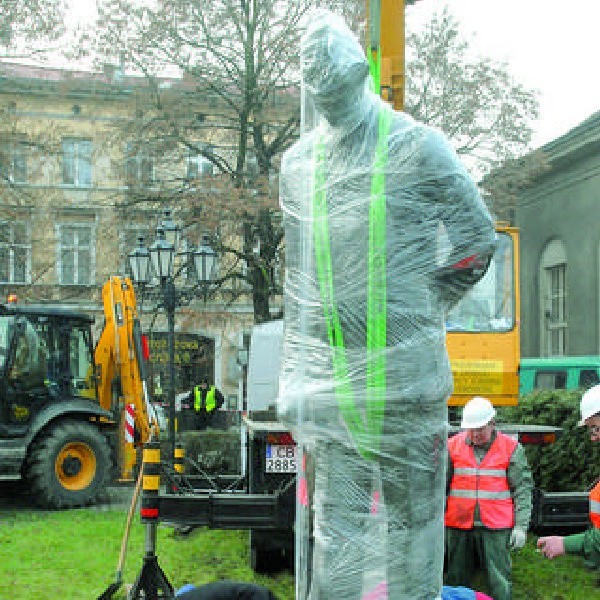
left=56, top=0, right=600, bottom=149
left=407, top=0, right=600, bottom=147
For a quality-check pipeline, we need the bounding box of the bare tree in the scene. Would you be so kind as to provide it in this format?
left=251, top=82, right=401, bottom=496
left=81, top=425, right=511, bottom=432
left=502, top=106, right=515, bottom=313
left=0, top=0, right=66, bottom=58
left=405, top=7, right=540, bottom=180
left=0, top=0, right=68, bottom=294
left=90, top=2, right=543, bottom=322
left=480, top=150, right=550, bottom=222
left=92, top=0, right=353, bottom=323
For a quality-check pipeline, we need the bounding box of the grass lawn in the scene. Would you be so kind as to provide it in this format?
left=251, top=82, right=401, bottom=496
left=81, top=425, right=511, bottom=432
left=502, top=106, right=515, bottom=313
left=473, top=541, right=599, bottom=600
left=0, top=509, right=293, bottom=600
left=0, top=507, right=597, bottom=599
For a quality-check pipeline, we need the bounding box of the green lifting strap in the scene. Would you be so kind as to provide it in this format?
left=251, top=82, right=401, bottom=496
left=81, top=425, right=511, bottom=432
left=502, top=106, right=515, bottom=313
left=313, top=106, right=391, bottom=460
left=368, top=47, right=382, bottom=95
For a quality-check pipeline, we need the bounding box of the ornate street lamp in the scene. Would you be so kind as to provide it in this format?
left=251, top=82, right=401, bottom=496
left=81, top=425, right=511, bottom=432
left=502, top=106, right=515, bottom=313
left=127, top=210, right=217, bottom=461
left=128, top=236, right=152, bottom=285
left=160, top=208, right=180, bottom=251
left=194, top=234, right=217, bottom=299
left=149, top=227, right=175, bottom=280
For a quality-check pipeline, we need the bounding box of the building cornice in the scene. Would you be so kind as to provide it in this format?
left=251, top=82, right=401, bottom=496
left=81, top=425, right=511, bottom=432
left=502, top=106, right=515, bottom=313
left=539, top=110, right=600, bottom=172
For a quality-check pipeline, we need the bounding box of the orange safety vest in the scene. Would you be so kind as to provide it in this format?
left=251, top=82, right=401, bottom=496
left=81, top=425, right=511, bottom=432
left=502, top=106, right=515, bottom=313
left=445, top=430, right=518, bottom=530
left=590, top=480, right=600, bottom=528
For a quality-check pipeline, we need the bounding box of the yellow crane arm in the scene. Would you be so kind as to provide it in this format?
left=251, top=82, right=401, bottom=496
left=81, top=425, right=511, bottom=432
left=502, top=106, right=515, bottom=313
left=366, top=0, right=407, bottom=111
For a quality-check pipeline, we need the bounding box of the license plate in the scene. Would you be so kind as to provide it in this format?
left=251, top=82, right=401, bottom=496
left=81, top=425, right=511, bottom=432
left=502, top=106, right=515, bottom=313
left=265, top=444, right=297, bottom=473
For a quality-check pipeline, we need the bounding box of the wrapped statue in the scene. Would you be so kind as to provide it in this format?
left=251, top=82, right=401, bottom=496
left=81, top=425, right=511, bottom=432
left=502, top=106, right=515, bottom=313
left=277, top=11, right=496, bottom=600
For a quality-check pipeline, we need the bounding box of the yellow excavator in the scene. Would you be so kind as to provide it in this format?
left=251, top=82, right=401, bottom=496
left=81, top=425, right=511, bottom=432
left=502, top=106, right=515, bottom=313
left=0, top=276, right=156, bottom=508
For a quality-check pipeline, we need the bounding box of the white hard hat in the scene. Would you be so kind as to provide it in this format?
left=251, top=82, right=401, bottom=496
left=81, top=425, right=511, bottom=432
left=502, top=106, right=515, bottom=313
left=578, top=384, right=600, bottom=425
left=461, top=396, right=496, bottom=429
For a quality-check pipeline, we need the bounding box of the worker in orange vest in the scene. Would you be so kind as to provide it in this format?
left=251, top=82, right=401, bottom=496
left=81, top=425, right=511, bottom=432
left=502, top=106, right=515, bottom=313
left=537, top=384, right=600, bottom=568
left=445, top=396, right=533, bottom=600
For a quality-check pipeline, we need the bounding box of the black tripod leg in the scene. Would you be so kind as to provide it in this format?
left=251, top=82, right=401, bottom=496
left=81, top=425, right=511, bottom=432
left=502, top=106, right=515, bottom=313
left=128, top=553, right=174, bottom=600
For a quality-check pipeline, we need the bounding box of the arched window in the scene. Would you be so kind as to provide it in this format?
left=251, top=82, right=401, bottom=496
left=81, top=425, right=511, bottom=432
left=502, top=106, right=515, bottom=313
left=539, top=239, right=567, bottom=356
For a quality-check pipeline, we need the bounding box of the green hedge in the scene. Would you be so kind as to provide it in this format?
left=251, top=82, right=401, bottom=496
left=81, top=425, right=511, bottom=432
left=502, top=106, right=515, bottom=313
left=497, top=390, right=600, bottom=491
left=178, top=429, right=242, bottom=475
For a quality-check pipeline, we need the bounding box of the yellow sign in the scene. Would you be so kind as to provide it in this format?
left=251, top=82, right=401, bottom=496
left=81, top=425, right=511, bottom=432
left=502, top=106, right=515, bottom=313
left=451, top=359, right=504, bottom=395
left=148, top=337, right=204, bottom=365
left=12, top=405, right=30, bottom=421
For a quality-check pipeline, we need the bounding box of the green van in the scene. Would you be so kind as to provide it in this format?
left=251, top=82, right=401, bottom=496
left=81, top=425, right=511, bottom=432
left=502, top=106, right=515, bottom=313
left=519, top=356, right=600, bottom=396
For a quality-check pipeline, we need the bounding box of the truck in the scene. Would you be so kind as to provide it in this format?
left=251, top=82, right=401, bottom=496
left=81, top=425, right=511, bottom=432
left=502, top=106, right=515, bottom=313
left=157, top=319, right=296, bottom=573
left=0, top=276, right=155, bottom=508
left=149, top=218, right=588, bottom=582
left=519, top=356, right=600, bottom=396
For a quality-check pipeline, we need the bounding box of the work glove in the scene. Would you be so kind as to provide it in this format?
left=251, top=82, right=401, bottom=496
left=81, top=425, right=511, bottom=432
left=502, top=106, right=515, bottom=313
left=509, top=526, right=527, bottom=550
left=434, top=253, right=493, bottom=310
left=536, top=535, right=565, bottom=559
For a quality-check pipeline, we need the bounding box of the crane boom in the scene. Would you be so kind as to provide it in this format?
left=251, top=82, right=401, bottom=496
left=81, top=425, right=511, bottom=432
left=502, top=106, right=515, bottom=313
left=367, top=0, right=407, bottom=111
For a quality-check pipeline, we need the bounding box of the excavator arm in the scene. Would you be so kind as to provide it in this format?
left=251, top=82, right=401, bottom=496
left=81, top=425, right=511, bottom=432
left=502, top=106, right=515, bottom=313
left=94, top=276, right=157, bottom=480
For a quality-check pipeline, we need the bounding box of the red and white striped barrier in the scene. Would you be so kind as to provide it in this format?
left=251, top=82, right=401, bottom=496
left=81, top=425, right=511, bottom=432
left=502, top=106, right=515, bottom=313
left=125, top=403, right=135, bottom=443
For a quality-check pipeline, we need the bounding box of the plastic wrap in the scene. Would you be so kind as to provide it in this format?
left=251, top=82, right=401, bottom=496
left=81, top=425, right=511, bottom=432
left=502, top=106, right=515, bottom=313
left=277, top=11, right=496, bottom=600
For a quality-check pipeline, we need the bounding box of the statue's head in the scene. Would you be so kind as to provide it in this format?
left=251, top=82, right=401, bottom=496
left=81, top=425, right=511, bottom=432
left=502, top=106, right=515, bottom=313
left=301, top=11, right=370, bottom=127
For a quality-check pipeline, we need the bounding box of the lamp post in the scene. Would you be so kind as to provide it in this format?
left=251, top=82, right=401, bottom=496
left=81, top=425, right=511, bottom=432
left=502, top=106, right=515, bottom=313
left=128, top=209, right=217, bottom=461
left=194, top=234, right=217, bottom=301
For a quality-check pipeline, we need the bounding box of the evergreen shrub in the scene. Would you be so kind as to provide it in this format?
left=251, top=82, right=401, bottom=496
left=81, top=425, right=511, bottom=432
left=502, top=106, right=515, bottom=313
left=497, top=390, right=600, bottom=491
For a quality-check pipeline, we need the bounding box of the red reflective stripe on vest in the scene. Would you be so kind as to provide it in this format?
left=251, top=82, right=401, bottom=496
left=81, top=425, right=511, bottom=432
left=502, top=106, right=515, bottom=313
left=445, top=431, right=518, bottom=530
left=590, top=480, right=600, bottom=529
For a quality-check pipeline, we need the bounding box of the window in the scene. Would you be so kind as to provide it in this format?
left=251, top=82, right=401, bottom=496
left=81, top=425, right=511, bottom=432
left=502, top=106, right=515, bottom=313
left=0, top=221, right=30, bottom=283
left=126, top=143, right=154, bottom=186
left=69, top=325, right=94, bottom=397
left=245, top=151, right=259, bottom=176
left=446, top=232, right=514, bottom=332
left=0, top=315, right=10, bottom=369
left=58, top=224, right=93, bottom=285
left=62, top=138, right=92, bottom=186
left=540, top=239, right=567, bottom=356
left=10, top=317, right=48, bottom=390
left=579, top=369, right=600, bottom=389
left=0, top=141, right=27, bottom=183
left=535, top=371, right=567, bottom=390
left=547, top=264, right=567, bottom=354
left=270, top=252, right=284, bottom=293
left=187, top=147, right=214, bottom=180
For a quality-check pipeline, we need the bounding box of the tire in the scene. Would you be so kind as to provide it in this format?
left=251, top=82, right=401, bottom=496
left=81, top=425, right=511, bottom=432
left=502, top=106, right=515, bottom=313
left=25, top=419, right=111, bottom=509
left=250, top=543, right=278, bottom=574
left=249, top=530, right=286, bottom=574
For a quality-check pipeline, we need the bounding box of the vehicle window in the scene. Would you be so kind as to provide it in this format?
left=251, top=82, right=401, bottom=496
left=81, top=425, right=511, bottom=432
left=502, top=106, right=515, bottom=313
left=9, top=318, right=48, bottom=388
left=446, top=232, right=514, bottom=332
left=69, top=326, right=94, bottom=396
left=0, top=315, right=10, bottom=368
left=535, top=371, right=567, bottom=390
left=579, top=369, right=600, bottom=389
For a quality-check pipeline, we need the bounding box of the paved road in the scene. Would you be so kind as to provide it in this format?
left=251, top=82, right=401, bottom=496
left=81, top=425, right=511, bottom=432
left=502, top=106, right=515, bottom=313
left=0, top=480, right=136, bottom=512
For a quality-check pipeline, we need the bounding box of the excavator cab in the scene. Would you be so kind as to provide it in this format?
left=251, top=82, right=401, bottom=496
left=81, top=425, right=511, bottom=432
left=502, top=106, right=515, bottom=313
left=0, top=306, right=98, bottom=433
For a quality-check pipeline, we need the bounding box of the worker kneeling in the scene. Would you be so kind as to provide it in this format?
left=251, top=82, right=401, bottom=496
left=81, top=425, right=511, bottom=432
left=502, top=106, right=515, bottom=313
left=445, top=396, right=533, bottom=600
